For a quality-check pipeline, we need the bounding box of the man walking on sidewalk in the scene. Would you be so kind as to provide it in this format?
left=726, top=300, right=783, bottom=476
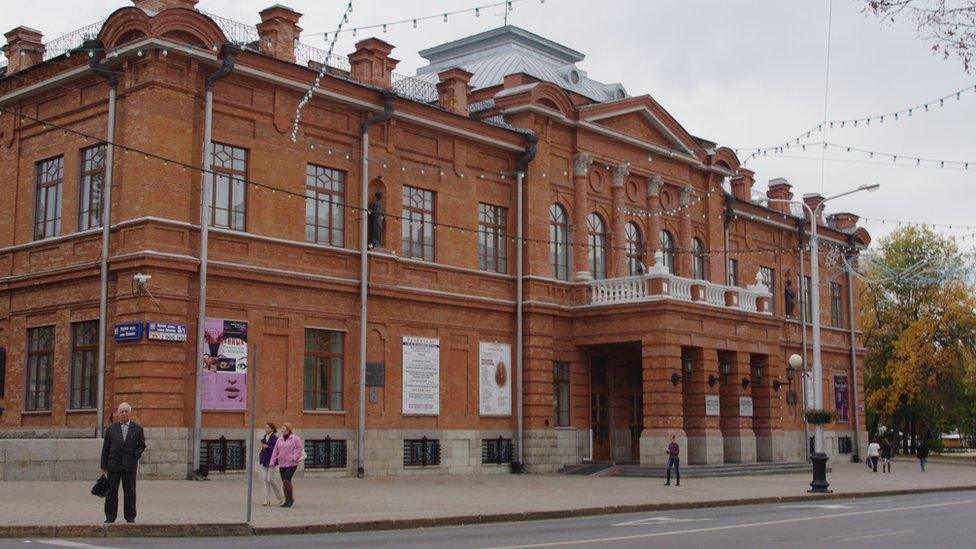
left=101, top=402, right=147, bottom=523
left=664, top=435, right=680, bottom=486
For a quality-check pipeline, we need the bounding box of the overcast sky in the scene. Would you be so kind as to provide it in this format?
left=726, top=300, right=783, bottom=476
left=4, top=0, right=974, bottom=252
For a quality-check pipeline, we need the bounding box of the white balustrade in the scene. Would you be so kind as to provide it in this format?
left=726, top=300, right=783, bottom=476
left=704, top=283, right=726, bottom=307
left=740, top=291, right=759, bottom=313
left=669, top=276, right=693, bottom=302
left=590, top=275, right=647, bottom=304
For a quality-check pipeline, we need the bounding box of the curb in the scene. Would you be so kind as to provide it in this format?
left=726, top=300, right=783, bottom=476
left=5, top=484, right=976, bottom=539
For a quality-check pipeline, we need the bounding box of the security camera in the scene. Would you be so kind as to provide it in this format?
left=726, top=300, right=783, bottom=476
left=133, top=273, right=151, bottom=291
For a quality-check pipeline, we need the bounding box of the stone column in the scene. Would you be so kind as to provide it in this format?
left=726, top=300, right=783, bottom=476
left=572, top=153, right=592, bottom=281
left=720, top=351, right=757, bottom=463
left=645, top=175, right=663, bottom=267
left=639, top=338, right=686, bottom=465
left=687, top=349, right=724, bottom=464
left=678, top=184, right=694, bottom=276
left=611, top=163, right=629, bottom=277
left=754, top=353, right=785, bottom=462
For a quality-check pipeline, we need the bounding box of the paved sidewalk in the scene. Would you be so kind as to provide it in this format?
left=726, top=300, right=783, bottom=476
left=1, top=458, right=973, bottom=537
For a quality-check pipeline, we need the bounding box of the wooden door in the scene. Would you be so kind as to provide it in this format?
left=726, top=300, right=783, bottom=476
left=629, top=392, right=644, bottom=461
left=591, top=360, right=610, bottom=461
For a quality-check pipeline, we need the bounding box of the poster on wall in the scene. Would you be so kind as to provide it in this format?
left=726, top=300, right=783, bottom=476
left=402, top=336, right=440, bottom=415
left=739, top=396, right=753, bottom=417
left=201, top=318, right=248, bottom=411
left=479, top=342, right=512, bottom=416
left=834, top=375, right=850, bottom=421
left=804, top=371, right=815, bottom=408
left=705, top=395, right=721, bottom=416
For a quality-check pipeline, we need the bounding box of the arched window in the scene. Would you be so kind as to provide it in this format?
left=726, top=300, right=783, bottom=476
left=549, top=204, right=570, bottom=280
left=625, top=222, right=644, bottom=276
left=587, top=213, right=607, bottom=279
left=660, top=230, right=676, bottom=275
left=692, top=237, right=707, bottom=280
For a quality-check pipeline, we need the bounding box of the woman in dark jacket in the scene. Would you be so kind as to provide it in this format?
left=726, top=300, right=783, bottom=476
left=917, top=440, right=930, bottom=472
left=259, top=422, right=283, bottom=506
left=880, top=438, right=893, bottom=473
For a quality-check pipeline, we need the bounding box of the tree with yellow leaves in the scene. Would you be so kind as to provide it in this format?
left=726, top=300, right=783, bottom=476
left=861, top=226, right=976, bottom=453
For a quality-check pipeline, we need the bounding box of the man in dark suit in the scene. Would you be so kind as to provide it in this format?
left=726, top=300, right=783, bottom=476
left=100, top=402, right=147, bottom=523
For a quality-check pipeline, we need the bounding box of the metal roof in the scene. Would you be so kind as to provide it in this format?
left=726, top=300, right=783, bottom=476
left=415, top=26, right=626, bottom=103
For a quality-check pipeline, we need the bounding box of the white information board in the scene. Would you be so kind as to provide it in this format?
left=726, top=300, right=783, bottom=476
left=402, top=336, right=440, bottom=415
left=479, top=342, right=512, bottom=416
left=739, top=396, right=754, bottom=417
left=705, top=394, right=721, bottom=416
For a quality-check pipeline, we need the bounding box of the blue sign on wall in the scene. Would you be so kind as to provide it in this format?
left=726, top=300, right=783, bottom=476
left=113, top=323, right=144, bottom=342
left=147, top=322, right=187, bottom=342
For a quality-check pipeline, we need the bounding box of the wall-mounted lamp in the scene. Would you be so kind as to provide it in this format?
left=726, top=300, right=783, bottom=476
left=751, top=363, right=764, bottom=386
left=785, top=353, right=802, bottom=406
left=773, top=379, right=783, bottom=392
left=720, top=360, right=732, bottom=384
left=741, top=377, right=751, bottom=389
left=673, top=358, right=695, bottom=386
left=708, top=374, right=719, bottom=387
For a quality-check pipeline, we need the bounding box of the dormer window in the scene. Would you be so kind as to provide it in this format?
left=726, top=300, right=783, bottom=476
left=568, top=69, right=580, bottom=84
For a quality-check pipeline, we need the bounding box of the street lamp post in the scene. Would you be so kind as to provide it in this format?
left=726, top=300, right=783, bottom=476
left=767, top=183, right=879, bottom=493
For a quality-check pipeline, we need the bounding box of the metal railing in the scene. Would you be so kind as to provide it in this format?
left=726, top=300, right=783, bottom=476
left=391, top=72, right=439, bottom=104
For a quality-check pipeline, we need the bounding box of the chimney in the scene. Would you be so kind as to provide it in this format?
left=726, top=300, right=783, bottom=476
left=436, top=68, right=473, bottom=116
left=131, top=0, right=199, bottom=10
left=257, top=4, right=303, bottom=64
left=766, top=178, right=793, bottom=214
left=729, top=167, right=754, bottom=202
left=348, top=38, right=398, bottom=89
left=827, top=212, right=859, bottom=232
left=802, top=193, right=826, bottom=225
left=3, top=27, right=44, bottom=75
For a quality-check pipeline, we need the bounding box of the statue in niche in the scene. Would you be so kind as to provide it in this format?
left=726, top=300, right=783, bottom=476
left=784, top=278, right=796, bottom=318
left=368, top=191, right=385, bottom=249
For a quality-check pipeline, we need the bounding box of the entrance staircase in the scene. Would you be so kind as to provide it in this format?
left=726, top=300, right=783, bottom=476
left=561, top=461, right=814, bottom=478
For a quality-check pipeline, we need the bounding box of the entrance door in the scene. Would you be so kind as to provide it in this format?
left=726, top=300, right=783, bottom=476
left=591, top=359, right=610, bottom=461
left=629, top=392, right=644, bottom=461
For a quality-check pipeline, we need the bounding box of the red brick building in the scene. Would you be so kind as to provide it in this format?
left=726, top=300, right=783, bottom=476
left=0, top=0, right=869, bottom=479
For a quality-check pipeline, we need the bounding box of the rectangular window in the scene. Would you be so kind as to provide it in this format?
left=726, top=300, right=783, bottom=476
left=727, top=258, right=739, bottom=287
left=303, top=328, right=343, bottom=410
left=401, top=186, right=434, bottom=261
left=759, top=266, right=775, bottom=314
left=211, top=143, right=247, bottom=230
left=34, top=156, right=64, bottom=240
left=403, top=437, right=440, bottom=466
left=25, top=326, right=55, bottom=411
left=305, top=164, right=345, bottom=246
left=478, top=203, right=508, bottom=273
left=553, top=361, right=570, bottom=427
left=802, top=275, right=812, bottom=323
left=304, top=437, right=347, bottom=469
left=830, top=282, right=843, bottom=328
left=78, top=145, right=106, bottom=231
left=481, top=438, right=514, bottom=464
left=199, top=437, right=246, bottom=471
left=70, top=321, right=98, bottom=409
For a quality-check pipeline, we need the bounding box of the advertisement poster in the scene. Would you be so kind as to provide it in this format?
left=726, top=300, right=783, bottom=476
left=402, top=336, right=440, bottom=415
left=804, top=371, right=815, bottom=408
left=705, top=395, right=721, bottom=417
left=479, top=342, right=512, bottom=416
left=739, top=396, right=754, bottom=417
left=201, top=318, right=248, bottom=410
left=834, top=375, right=850, bottom=421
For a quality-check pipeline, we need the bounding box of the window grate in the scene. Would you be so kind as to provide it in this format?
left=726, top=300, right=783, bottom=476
left=304, top=437, right=347, bottom=469
left=199, top=437, right=246, bottom=472
left=403, top=437, right=440, bottom=467
left=481, top=437, right=514, bottom=464
left=838, top=436, right=853, bottom=454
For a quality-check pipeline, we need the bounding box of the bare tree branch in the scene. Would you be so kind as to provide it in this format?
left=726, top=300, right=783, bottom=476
left=865, top=0, right=976, bottom=72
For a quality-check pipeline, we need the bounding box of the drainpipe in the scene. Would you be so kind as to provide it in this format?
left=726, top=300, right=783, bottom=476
left=846, top=241, right=861, bottom=462
left=190, top=45, right=239, bottom=478
left=723, top=194, right=734, bottom=284
left=797, top=220, right=810, bottom=461
left=514, top=132, right=538, bottom=471
left=357, top=91, right=396, bottom=478
left=86, top=40, right=117, bottom=439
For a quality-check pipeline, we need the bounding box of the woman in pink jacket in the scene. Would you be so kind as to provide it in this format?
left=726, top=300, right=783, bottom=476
left=269, top=422, right=303, bottom=507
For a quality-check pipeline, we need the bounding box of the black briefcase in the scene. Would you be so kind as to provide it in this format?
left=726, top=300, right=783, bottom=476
left=91, top=475, right=109, bottom=498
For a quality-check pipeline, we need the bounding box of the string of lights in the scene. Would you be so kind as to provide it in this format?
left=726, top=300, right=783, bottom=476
left=290, top=1, right=355, bottom=143
left=1, top=106, right=834, bottom=257
left=301, top=0, right=541, bottom=40
left=741, top=141, right=974, bottom=169
left=734, top=83, right=976, bottom=161
left=860, top=217, right=976, bottom=232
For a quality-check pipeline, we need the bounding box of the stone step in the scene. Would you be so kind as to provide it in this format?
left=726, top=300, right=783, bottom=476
left=609, top=462, right=815, bottom=478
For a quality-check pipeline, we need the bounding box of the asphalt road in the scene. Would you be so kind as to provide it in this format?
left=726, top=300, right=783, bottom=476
left=10, top=490, right=976, bottom=548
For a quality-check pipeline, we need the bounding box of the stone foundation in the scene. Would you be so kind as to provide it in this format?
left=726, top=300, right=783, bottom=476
left=640, top=429, right=687, bottom=466
left=687, top=428, right=725, bottom=464
left=722, top=429, right=757, bottom=463
left=756, top=430, right=785, bottom=462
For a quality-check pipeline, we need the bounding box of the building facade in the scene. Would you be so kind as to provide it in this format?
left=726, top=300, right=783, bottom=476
left=0, top=0, right=870, bottom=479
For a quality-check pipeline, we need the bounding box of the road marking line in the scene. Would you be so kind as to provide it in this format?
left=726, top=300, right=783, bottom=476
left=478, top=498, right=976, bottom=548
left=612, top=516, right=711, bottom=527
left=778, top=504, right=855, bottom=510
left=840, top=529, right=914, bottom=541
left=35, top=541, right=119, bottom=549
